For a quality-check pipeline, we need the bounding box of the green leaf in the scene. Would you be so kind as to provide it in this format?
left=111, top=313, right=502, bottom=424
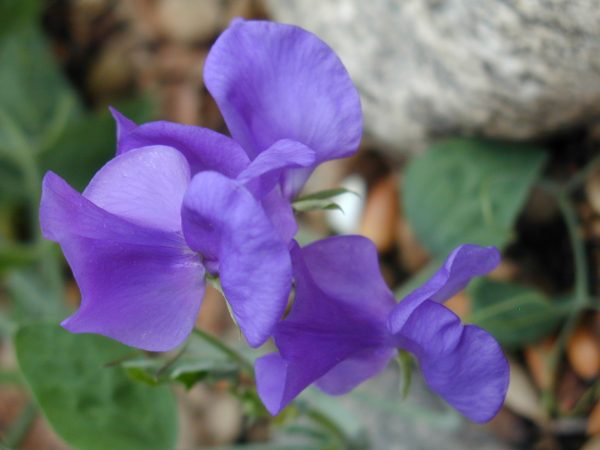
left=0, top=242, right=40, bottom=271
left=396, top=351, right=413, bottom=399
left=0, top=0, right=42, bottom=42
left=15, top=323, right=177, bottom=450
left=293, top=187, right=357, bottom=213
left=123, top=357, right=238, bottom=389
left=0, top=25, right=81, bottom=150
left=403, top=138, right=547, bottom=255
left=293, top=198, right=344, bottom=213
left=467, top=279, right=567, bottom=348
left=295, top=188, right=358, bottom=202
left=39, top=97, right=155, bottom=191
left=5, top=268, right=65, bottom=322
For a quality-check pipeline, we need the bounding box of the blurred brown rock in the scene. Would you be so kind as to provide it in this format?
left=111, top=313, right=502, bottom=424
left=505, top=359, right=546, bottom=423
left=359, top=174, right=399, bottom=252
left=157, top=0, right=220, bottom=43
left=588, top=400, right=600, bottom=436
left=524, top=337, right=554, bottom=390
left=581, top=436, right=600, bottom=450
left=395, top=218, right=429, bottom=272
left=20, top=415, right=70, bottom=450
left=487, top=408, right=530, bottom=447
left=587, top=167, right=600, bottom=216
left=583, top=435, right=600, bottom=450
left=567, top=324, right=600, bottom=380
left=196, top=284, right=231, bottom=336
left=445, top=291, right=470, bottom=319
left=178, top=385, right=242, bottom=446
left=87, top=36, right=136, bottom=101
left=557, top=369, right=587, bottom=414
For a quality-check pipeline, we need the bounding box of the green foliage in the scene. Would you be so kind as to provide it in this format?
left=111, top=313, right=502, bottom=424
left=396, top=351, right=413, bottom=399
left=403, top=138, right=547, bottom=255
left=293, top=198, right=343, bottom=213
left=293, top=188, right=357, bottom=213
left=5, top=267, right=65, bottom=323
left=15, top=324, right=177, bottom=450
left=0, top=23, right=153, bottom=196
left=467, top=279, right=567, bottom=348
left=39, top=97, right=154, bottom=191
left=296, top=188, right=358, bottom=202
left=123, top=357, right=238, bottom=389
left=0, top=0, right=42, bottom=42
left=0, top=25, right=81, bottom=151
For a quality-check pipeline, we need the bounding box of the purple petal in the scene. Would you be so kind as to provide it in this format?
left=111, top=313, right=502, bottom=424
left=315, top=347, right=396, bottom=396
left=40, top=172, right=205, bottom=352
left=394, top=300, right=509, bottom=423
left=204, top=19, right=362, bottom=163
left=117, top=120, right=250, bottom=178
left=281, top=167, right=315, bottom=200
left=237, top=139, right=316, bottom=198
left=389, top=244, right=500, bottom=333
left=109, top=106, right=137, bottom=144
left=181, top=171, right=291, bottom=347
left=255, top=353, right=294, bottom=415
left=255, top=239, right=392, bottom=414
left=301, top=235, right=396, bottom=320
left=261, top=188, right=298, bottom=243
left=83, top=146, right=190, bottom=233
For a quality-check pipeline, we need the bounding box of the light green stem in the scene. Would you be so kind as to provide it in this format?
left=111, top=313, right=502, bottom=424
left=540, top=181, right=590, bottom=414
left=191, top=328, right=253, bottom=373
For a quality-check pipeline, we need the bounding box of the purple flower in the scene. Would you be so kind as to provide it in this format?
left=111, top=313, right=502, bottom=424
left=41, top=146, right=293, bottom=350
left=39, top=19, right=362, bottom=352
left=255, top=237, right=510, bottom=423
left=111, top=18, right=362, bottom=240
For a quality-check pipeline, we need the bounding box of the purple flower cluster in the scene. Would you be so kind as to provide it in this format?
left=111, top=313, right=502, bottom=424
left=39, top=19, right=508, bottom=422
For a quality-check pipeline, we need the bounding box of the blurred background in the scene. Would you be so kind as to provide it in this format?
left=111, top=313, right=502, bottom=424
left=1, top=1, right=600, bottom=449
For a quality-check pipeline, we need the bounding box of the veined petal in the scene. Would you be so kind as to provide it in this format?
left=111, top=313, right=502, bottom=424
left=301, top=235, right=396, bottom=320
left=389, top=244, right=500, bottom=333
left=394, top=300, right=509, bottom=423
left=255, top=239, right=392, bottom=415
left=117, top=118, right=250, bottom=178
left=237, top=139, right=315, bottom=198
left=40, top=172, right=205, bottom=352
left=83, top=146, right=190, bottom=233
left=181, top=171, right=291, bottom=347
left=204, top=19, right=362, bottom=163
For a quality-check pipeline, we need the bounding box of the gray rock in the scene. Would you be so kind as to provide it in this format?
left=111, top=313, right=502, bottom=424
left=267, top=0, right=600, bottom=154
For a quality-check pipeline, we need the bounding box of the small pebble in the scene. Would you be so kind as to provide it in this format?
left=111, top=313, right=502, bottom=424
left=567, top=325, right=600, bottom=380
left=359, top=174, right=399, bottom=252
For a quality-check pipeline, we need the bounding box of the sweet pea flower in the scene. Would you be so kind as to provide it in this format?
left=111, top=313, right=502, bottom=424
left=255, top=237, right=510, bottom=423
left=40, top=19, right=362, bottom=352
left=40, top=144, right=302, bottom=351
left=110, top=18, right=362, bottom=241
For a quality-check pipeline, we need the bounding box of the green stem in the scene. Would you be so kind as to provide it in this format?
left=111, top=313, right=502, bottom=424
left=0, top=111, right=42, bottom=246
left=553, top=187, right=589, bottom=310
left=565, top=153, right=600, bottom=193
left=191, top=328, right=253, bottom=373
left=305, top=406, right=349, bottom=449
left=191, top=329, right=350, bottom=447
left=540, top=181, right=590, bottom=414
